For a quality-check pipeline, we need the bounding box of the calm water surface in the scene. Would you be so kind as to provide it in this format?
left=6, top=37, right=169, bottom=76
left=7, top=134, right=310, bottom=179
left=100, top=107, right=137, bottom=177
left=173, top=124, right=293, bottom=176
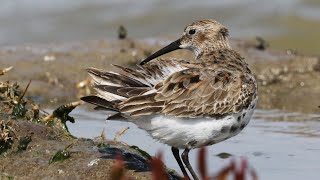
left=1, top=0, right=320, bottom=54
left=67, top=108, right=320, bottom=180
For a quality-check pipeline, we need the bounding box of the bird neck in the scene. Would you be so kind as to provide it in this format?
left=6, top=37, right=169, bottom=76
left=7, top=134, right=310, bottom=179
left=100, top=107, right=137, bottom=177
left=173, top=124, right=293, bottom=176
left=195, top=37, right=231, bottom=59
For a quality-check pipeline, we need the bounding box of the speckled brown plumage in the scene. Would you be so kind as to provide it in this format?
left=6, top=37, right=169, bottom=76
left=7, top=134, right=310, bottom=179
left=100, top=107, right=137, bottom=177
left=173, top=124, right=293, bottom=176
left=83, top=48, right=256, bottom=119
left=81, top=19, right=258, bottom=180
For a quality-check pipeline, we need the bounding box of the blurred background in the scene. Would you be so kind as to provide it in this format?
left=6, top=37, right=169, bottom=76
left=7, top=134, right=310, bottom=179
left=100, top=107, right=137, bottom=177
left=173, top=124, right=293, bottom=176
left=1, top=0, right=320, bottom=54
left=1, top=1, right=320, bottom=179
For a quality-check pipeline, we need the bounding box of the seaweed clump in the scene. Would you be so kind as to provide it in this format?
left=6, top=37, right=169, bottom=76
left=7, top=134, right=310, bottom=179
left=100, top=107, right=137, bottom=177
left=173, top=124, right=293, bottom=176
left=0, top=120, right=16, bottom=155
left=0, top=79, right=38, bottom=121
left=0, top=67, right=80, bottom=155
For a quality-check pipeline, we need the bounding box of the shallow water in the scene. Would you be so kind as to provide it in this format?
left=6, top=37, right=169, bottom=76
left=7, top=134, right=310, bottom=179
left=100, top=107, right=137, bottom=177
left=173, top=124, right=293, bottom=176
left=1, top=0, right=320, bottom=54
left=67, top=108, right=320, bottom=180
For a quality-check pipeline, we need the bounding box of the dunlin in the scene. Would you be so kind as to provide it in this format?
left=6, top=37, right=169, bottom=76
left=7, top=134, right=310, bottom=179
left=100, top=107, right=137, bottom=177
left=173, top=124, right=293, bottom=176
left=81, top=19, right=258, bottom=180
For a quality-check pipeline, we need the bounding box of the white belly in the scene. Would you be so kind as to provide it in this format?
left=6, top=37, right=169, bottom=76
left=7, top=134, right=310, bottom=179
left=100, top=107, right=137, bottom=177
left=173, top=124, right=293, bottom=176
left=134, top=98, right=257, bottom=149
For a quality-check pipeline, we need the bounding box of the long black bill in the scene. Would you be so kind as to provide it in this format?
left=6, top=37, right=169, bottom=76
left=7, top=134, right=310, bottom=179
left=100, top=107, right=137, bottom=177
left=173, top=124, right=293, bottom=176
left=139, top=39, right=181, bottom=65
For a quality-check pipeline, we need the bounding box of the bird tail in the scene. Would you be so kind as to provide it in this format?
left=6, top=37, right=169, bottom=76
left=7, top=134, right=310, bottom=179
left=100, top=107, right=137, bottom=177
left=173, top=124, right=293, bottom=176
left=80, top=66, right=151, bottom=120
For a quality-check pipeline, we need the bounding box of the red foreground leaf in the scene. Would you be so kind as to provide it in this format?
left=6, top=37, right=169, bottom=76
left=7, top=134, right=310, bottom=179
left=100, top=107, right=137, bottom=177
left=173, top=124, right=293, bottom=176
left=198, top=147, right=208, bottom=180
left=150, top=152, right=168, bottom=180
left=110, top=155, right=128, bottom=180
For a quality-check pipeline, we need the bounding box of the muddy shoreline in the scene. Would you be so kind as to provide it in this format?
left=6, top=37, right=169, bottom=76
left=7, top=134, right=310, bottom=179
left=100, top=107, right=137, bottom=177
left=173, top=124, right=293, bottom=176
left=1, top=38, right=319, bottom=114
left=0, top=121, right=179, bottom=179
left=0, top=83, right=179, bottom=179
left=1, top=37, right=319, bottom=179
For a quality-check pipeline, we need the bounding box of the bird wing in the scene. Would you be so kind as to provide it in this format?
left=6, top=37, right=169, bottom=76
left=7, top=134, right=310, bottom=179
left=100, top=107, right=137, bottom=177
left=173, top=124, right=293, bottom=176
left=81, top=58, right=190, bottom=113
left=118, top=68, right=256, bottom=118
left=113, top=57, right=191, bottom=87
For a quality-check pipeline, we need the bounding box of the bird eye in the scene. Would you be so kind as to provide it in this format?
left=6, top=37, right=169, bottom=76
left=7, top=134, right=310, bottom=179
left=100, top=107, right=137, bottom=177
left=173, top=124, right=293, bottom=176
left=188, top=29, right=196, bottom=35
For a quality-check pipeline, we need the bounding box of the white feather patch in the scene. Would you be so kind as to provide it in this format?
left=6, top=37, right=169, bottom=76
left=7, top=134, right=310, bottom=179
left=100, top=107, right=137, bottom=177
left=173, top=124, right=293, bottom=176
left=95, top=89, right=126, bottom=101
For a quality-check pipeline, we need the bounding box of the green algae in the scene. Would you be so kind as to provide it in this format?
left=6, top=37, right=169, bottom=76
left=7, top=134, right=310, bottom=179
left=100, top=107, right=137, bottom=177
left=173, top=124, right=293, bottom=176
left=12, top=103, right=27, bottom=118
left=18, top=135, right=32, bottom=151
left=130, top=145, right=152, bottom=160
left=49, top=149, right=71, bottom=164
left=216, top=152, right=233, bottom=159
left=49, top=141, right=76, bottom=164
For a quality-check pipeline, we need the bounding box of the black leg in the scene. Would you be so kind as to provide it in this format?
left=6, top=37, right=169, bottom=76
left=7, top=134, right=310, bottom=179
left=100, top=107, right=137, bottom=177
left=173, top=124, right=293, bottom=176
left=182, top=148, right=199, bottom=180
left=171, top=147, right=190, bottom=179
